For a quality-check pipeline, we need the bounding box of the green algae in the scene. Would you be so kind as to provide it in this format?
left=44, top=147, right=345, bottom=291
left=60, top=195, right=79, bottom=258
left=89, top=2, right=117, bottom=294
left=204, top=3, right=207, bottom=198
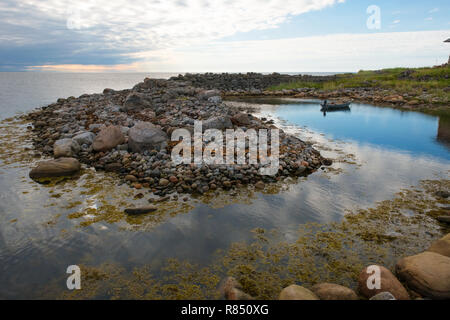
left=42, top=179, right=449, bottom=300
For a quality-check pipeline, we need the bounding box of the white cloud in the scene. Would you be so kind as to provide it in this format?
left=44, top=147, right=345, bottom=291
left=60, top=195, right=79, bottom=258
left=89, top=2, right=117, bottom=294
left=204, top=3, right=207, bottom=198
left=392, top=20, right=400, bottom=24
left=429, top=8, right=439, bottom=14
left=129, top=30, right=450, bottom=72
left=7, top=0, right=345, bottom=50
left=425, top=17, right=433, bottom=21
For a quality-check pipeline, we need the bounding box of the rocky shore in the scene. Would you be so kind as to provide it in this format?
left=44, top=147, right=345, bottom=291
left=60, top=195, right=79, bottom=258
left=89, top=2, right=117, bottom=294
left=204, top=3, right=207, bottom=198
left=27, top=77, right=328, bottom=201
left=172, top=71, right=450, bottom=113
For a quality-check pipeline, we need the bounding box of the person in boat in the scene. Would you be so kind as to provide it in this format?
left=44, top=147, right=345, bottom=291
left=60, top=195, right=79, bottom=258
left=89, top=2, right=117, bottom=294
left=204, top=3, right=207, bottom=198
left=323, top=100, right=328, bottom=106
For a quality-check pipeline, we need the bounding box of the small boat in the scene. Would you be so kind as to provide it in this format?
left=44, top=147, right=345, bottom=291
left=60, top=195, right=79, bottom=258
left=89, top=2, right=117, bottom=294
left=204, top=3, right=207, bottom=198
left=320, top=102, right=351, bottom=112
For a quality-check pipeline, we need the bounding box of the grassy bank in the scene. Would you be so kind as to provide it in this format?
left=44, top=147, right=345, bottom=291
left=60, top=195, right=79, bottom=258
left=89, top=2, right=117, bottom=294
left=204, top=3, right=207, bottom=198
left=269, top=65, right=450, bottom=114
left=271, top=65, right=450, bottom=91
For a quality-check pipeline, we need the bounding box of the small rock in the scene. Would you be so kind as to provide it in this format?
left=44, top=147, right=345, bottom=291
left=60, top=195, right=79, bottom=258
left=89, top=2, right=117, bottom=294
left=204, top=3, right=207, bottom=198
left=370, top=292, right=396, bottom=300
left=255, top=181, right=265, bottom=190
left=125, top=175, right=138, bottom=183
left=104, top=163, right=122, bottom=172
left=159, top=178, right=170, bottom=187
left=169, top=176, right=178, bottom=184
left=124, top=206, right=157, bottom=215
left=435, top=191, right=450, bottom=199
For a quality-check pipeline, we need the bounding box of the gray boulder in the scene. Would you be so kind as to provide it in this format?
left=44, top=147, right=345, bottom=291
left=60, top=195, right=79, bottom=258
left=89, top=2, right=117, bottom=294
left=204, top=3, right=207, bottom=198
left=123, top=92, right=153, bottom=111
left=72, top=132, right=95, bottom=146
left=202, top=116, right=233, bottom=131
left=53, top=138, right=80, bottom=158
left=128, top=122, right=168, bottom=153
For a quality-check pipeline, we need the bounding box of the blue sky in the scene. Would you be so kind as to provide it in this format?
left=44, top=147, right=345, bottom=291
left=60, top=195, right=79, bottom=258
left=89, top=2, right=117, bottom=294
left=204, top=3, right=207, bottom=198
left=0, top=0, right=449, bottom=72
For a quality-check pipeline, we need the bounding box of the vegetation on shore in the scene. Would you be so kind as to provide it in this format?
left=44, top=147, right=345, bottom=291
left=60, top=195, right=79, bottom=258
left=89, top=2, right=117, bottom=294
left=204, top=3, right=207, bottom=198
left=269, top=64, right=450, bottom=115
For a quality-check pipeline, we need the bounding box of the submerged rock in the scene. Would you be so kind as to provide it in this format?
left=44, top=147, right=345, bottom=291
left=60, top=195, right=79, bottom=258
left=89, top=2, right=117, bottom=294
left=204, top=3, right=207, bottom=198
left=396, top=252, right=450, bottom=299
left=29, top=157, right=81, bottom=179
left=219, top=277, right=254, bottom=300
left=124, top=206, right=157, bottom=215
left=278, top=285, right=319, bottom=300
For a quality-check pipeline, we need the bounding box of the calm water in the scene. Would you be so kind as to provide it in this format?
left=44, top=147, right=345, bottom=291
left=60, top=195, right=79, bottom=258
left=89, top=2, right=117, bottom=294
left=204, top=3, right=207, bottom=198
left=0, top=74, right=449, bottom=299
left=0, top=72, right=179, bottom=119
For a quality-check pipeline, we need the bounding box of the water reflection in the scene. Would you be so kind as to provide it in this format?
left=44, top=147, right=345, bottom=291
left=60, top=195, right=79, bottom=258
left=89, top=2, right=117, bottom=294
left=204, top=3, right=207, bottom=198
left=0, top=101, right=449, bottom=298
left=437, top=116, right=450, bottom=149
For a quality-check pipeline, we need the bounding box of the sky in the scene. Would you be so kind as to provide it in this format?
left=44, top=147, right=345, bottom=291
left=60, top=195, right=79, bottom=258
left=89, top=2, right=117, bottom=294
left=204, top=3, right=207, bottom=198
left=0, top=0, right=449, bottom=72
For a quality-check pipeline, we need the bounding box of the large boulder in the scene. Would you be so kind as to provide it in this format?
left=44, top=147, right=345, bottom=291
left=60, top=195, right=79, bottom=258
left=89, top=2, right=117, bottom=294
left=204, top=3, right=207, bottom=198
left=128, top=122, right=168, bottom=153
left=358, top=265, right=409, bottom=300
left=123, top=92, right=153, bottom=111
left=92, top=126, right=125, bottom=152
left=278, top=285, right=319, bottom=300
left=396, top=252, right=450, bottom=299
left=311, top=283, right=358, bottom=300
left=53, top=139, right=80, bottom=158
left=72, top=132, right=95, bottom=146
left=427, top=234, right=450, bottom=257
left=29, top=158, right=81, bottom=179
left=202, top=116, right=233, bottom=131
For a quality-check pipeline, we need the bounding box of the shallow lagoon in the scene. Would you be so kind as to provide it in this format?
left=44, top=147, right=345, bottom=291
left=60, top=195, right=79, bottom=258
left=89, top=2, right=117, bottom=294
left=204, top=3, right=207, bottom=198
left=0, top=97, right=449, bottom=299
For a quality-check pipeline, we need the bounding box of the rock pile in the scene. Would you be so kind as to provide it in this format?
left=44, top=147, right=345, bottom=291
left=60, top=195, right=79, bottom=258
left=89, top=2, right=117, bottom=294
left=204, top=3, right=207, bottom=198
left=170, top=72, right=337, bottom=92
left=27, top=77, right=327, bottom=197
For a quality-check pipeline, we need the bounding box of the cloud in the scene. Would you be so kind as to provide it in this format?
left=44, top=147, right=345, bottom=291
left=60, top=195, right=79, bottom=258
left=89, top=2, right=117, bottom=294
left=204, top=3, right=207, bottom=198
left=0, top=0, right=346, bottom=70
left=128, top=30, right=450, bottom=72
left=429, top=8, right=439, bottom=14
left=392, top=20, right=400, bottom=24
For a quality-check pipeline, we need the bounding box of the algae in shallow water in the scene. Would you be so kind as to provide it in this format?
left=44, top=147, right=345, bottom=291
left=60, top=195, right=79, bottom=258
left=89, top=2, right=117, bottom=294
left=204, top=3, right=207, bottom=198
left=41, top=179, right=448, bottom=300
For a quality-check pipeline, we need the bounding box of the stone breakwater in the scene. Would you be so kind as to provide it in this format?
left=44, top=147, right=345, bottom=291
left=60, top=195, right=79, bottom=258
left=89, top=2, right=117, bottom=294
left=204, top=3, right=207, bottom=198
left=170, top=72, right=337, bottom=93
left=172, top=72, right=448, bottom=111
left=27, top=77, right=328, bottom=197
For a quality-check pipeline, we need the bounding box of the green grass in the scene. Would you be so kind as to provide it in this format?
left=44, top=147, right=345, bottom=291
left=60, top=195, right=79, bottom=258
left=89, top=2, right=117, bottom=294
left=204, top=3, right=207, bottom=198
left=269, top=65, right=450, bottom=92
